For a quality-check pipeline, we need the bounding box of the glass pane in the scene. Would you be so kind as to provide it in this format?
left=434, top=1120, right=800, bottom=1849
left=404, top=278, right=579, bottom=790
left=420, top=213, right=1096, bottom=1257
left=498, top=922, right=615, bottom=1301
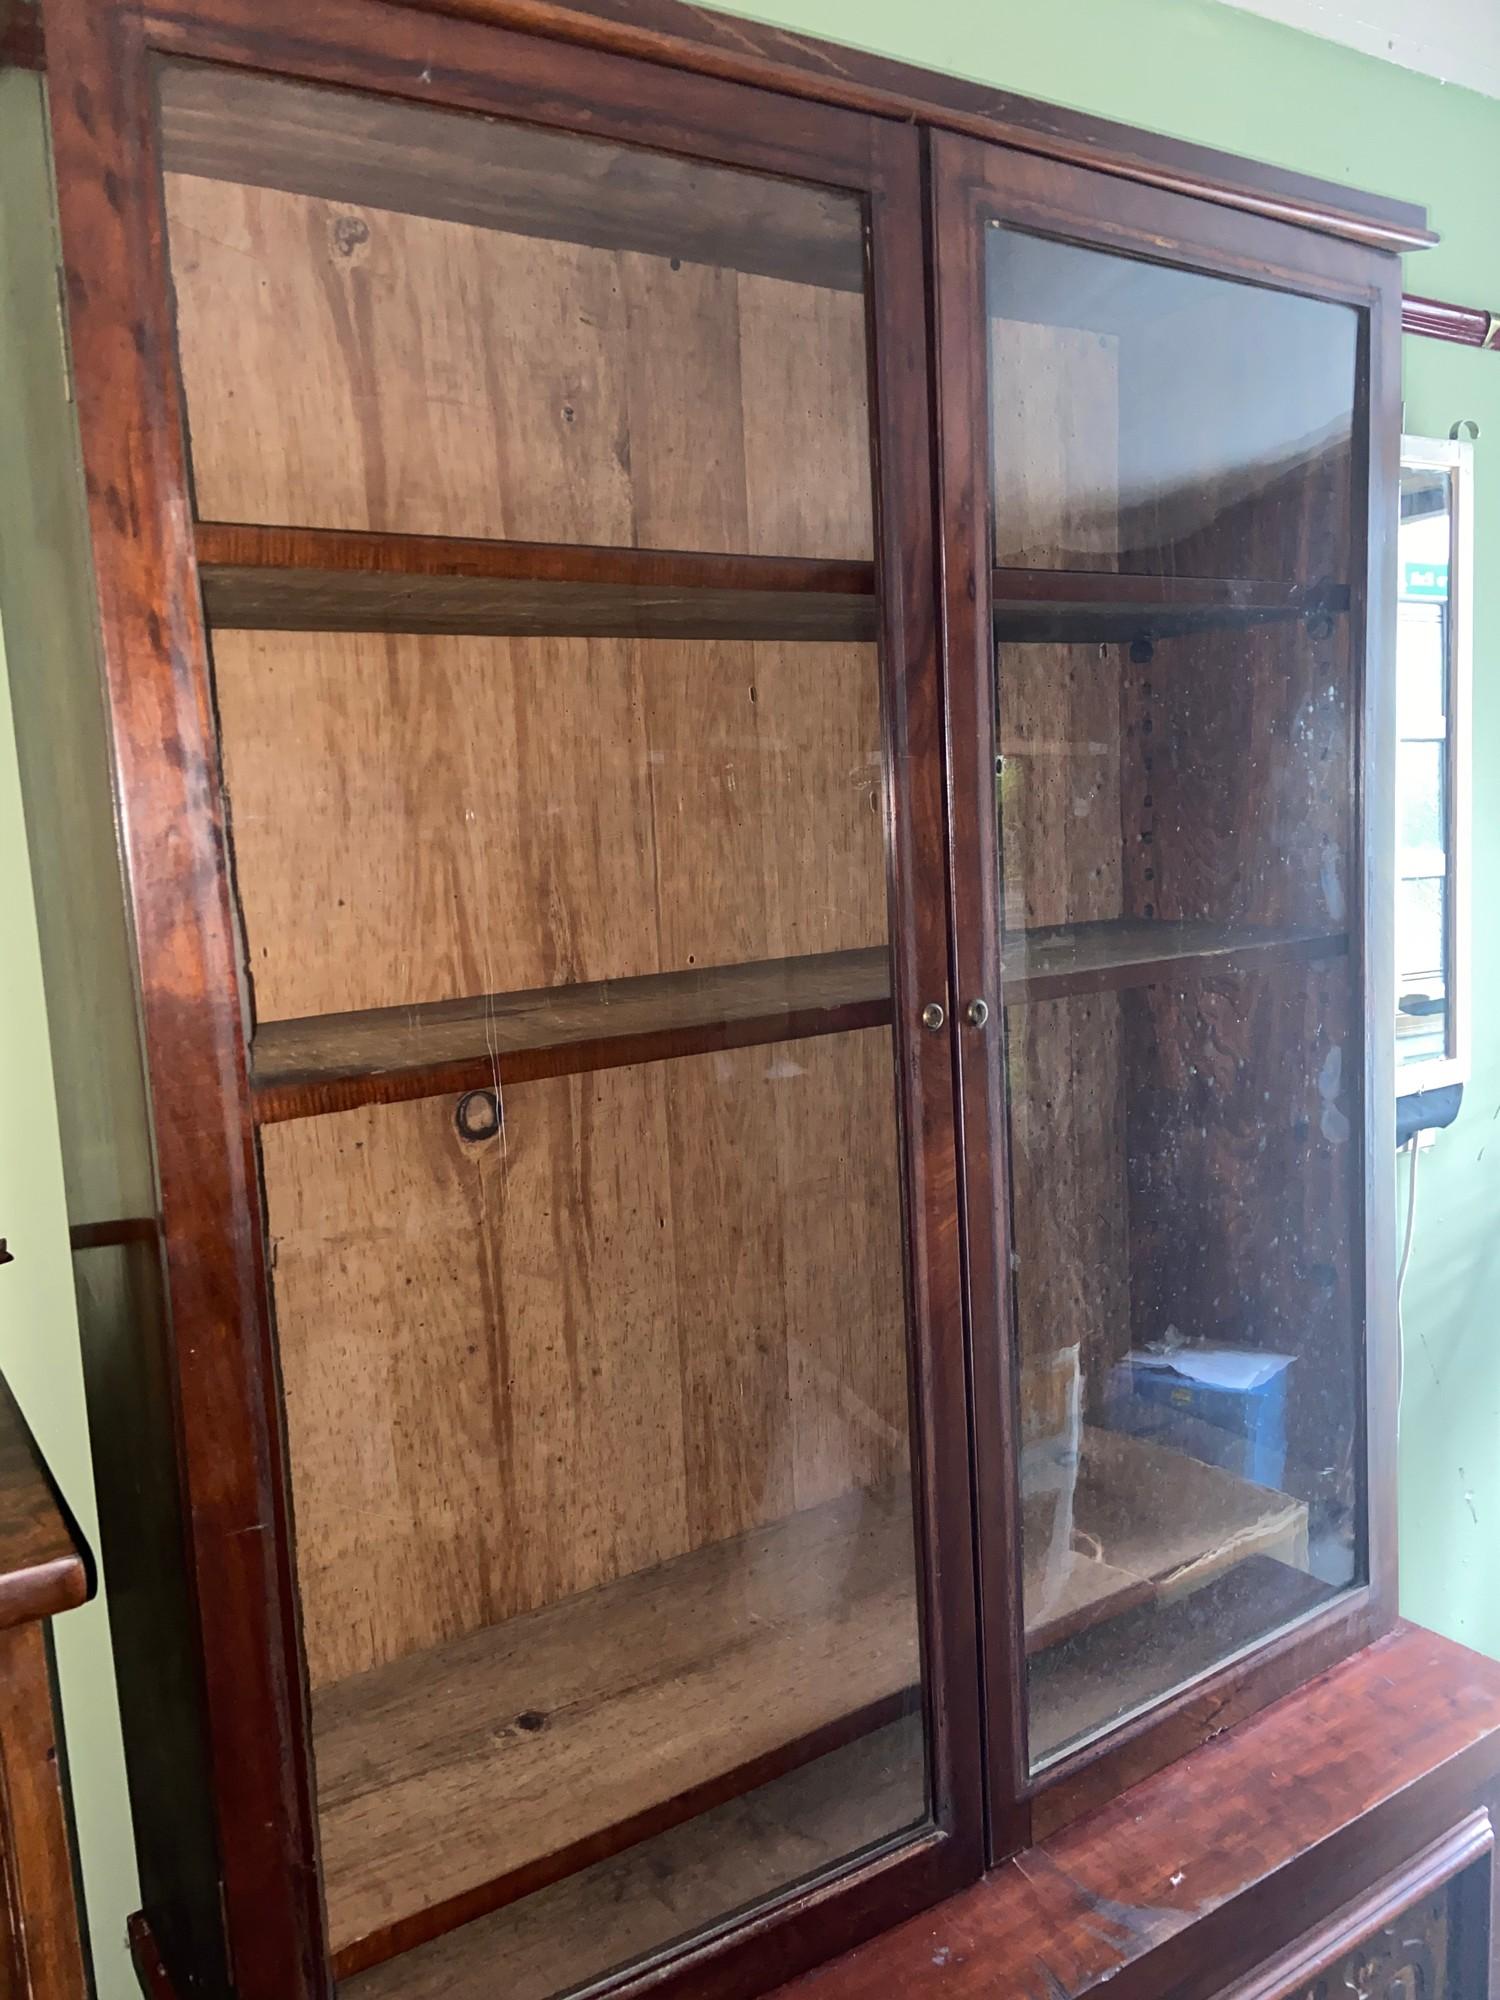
left=1397, top=877, right=1448, bottom=1065
left=987, top=227, right=1363, bottom=1771
left=1397, top=740, right=1446, bottom=867
left=161, top=62, right=927, bottom=1993
left=159, top=63, right=872, bottom=557
left=987, top=231, right=1357, bottom=579
left=1397, top=601, right=1448, bottom=734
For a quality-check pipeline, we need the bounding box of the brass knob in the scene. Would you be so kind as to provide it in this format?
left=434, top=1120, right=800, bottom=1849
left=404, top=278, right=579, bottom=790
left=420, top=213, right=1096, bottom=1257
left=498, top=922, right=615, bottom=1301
left=966, top=998, right=990, bottom=1028
left=921, top=1002, right=946, bottom=1032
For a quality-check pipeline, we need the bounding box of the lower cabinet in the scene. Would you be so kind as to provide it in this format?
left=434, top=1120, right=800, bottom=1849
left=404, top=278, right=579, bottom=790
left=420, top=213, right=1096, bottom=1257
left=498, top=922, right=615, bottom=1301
left=1219, top=1818, right=1492, bottom=2000
left=759, top=1625, right=1500, bottom=2000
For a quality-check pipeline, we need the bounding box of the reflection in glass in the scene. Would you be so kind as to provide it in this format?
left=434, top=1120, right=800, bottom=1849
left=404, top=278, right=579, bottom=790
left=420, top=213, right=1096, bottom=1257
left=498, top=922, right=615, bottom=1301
left=987, top=230, right=1357, bottom=579
left=986, top=226, right=1363, bottom=1770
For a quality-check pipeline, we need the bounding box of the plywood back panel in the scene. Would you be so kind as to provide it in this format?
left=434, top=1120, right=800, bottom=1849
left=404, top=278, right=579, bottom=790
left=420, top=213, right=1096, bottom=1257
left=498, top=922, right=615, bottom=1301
left=1112, top=361, right=1359, bottom=1510
left=1120, top=960, right=1359, bottom=1512
left=165, top=175, right=873, bottom=558
left=998, top=640, right=1124, bottom=935
left=212, top=631, right=885, bottom=1023
left=260, top=1031, right=908, bottom=1688
left=991, top=314, right=1130, bottom=1419
left=1003, top=993, right=1130, bottom=1425
left=990, top=318, right=1119, bottom=573
left=1117, top=621, right=1352, bottom=936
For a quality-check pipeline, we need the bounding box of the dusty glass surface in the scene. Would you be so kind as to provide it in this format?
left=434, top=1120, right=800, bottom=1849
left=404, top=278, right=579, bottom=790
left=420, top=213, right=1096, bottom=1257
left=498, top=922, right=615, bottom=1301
left=160, top=59, right=929, bottom=1993
left=986, top=225, right=1365, bottom=1770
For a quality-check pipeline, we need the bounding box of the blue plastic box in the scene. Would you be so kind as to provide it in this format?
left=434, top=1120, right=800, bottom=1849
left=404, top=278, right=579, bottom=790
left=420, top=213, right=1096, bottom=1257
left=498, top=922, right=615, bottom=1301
left=1106, top=1349, right=1294, bottom=1490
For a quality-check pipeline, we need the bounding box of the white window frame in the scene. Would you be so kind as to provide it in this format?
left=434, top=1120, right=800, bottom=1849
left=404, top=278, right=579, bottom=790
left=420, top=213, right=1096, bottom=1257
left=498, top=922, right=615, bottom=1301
left=1396, top=432, right=1473, bottom=1097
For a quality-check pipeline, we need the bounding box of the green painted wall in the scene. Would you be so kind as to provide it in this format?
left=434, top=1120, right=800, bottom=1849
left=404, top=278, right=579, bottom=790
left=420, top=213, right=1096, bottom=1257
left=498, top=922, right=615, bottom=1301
left=1, top=4, right=1496, bottom=1994
left=0, top=65, right=140, bottom=1999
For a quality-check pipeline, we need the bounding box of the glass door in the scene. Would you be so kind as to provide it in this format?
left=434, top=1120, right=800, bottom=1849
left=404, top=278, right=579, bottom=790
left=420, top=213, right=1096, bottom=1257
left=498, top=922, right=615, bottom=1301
left=151, top=42, right=978, bottom=1996
left=934, top=137, right=1386, bottom=1800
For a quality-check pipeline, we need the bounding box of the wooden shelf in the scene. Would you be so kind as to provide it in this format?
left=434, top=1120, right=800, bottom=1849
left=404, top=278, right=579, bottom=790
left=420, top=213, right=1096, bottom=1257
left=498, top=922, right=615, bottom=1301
left=338, top=1717, right=925, bottom=2000
left=252, top=923, right=1348, bottom=1122
left=1002, top=919, right=1348, bottom=1004
left=992, top=567, right=1350, bottom=644
left=197, top=525, right=878, bottom=644
left=251, top=948, right=891, bottom=1124
left=313, top=1486, right=922, bottom=1979
left=197, top=529, right=1350, bottom=648
left=1025, top=1427, right=1308, bottom=1662
left=318, top=1428, right=1309, bottom=1980
left=1032, top=1554, right=1337, bottom=1769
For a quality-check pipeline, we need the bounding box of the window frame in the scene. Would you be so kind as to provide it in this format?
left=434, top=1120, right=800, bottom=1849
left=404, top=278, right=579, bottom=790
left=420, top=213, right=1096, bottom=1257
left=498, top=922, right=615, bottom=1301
left=1396, top=432, right=1473, bottom=1099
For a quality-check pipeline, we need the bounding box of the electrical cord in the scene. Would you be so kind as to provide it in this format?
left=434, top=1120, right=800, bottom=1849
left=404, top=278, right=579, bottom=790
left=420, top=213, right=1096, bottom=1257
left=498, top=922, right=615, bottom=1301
left=1396, top=1135, right=1421, bottom=1335
left=1395, top=1136, right=1423, bottom=1434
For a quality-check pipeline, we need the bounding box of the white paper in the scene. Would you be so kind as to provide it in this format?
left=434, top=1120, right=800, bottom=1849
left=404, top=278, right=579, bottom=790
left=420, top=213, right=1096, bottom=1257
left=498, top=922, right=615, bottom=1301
left=1127, top=1345, right=1295, bottom=1395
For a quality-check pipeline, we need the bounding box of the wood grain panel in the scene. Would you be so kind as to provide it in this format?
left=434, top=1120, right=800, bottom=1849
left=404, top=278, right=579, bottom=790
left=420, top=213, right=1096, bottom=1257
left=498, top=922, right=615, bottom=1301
left=165, top=174, right=871, bottom=556
left=213, top=631, right=884, bottom=1022
left=990, top=318, right=1119, bottom=572
left=262, top=1032, right=907, bottom=1684
left=1112, top=312, right=1359, bottom=1523
left=739, top=273, right=874, bottom=558
left=1121, top=961, right=1360, bottom=1526
left=781, top=1028, right=910, bottom=1512
left=264, top=1068, right=683, bottom=1688
left=665, top=1046, right=797, bottom=1551
left=998, top=644, right=1122, bottom=935
left=1004, top=991, right=1129, bottom=1431
left=992, top=310, right=1130, bottom=1457
left=621, top=252, right=749, bottom=551
left=1117, top=626, right=1352, bottom=937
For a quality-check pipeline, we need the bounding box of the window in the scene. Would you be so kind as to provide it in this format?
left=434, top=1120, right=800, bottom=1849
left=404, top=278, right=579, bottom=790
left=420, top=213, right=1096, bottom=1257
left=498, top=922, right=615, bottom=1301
left=1396, top=436, right=1472, bottom=1095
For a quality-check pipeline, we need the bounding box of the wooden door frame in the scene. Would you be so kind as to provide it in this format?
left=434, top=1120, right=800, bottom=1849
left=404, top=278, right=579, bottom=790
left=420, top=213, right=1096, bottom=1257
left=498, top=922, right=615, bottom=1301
left=928, top=128, right=1403, bottom=1855
left=39, top=1, right=984, bottom=1994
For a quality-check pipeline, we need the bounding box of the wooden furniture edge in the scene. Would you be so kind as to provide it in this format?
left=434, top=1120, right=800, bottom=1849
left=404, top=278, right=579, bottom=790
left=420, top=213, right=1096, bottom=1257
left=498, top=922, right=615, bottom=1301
left=23, top=0, right=1487, bottom=269
left=768, top=1622, right=1500, bottom=1998
left=344, top=0, right=1435, bottom=251
left=0, top=1372, right=91, bottom=1629
left=128, top=1913, right=179, bottom=2000
left=0, top=0, right=42, bottom=69
left=0, top=1367, right=94, bottom=1998
left=92, top=0, right=1424, bottom=252
left=1216, top=1807, right=1493, bottom=1999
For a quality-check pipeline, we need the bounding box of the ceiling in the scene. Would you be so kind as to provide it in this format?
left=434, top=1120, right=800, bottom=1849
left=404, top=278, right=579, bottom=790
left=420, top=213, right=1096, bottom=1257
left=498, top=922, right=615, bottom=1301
left=1219, top=0, right=1500, bottom=101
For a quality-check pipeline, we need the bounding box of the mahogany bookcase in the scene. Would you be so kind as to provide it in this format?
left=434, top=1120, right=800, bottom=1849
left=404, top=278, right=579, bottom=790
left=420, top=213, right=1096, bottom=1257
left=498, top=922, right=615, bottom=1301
left=8, top=1, right=1490, bottom=1997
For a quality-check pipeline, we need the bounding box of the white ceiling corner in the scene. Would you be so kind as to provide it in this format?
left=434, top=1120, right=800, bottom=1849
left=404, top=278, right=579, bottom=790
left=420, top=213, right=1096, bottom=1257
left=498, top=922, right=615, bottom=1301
left=1217, top=0, right=1500, bottom=102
